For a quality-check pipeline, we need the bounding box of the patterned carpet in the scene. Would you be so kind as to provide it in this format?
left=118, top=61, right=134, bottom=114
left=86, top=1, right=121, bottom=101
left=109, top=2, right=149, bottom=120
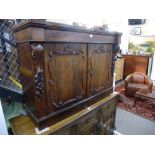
left=115, top=84, right=155, bottom=122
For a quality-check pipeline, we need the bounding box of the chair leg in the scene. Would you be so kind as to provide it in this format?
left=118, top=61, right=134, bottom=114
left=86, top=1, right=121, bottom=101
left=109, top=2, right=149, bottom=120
left=134, top=98, right=137, bottom=107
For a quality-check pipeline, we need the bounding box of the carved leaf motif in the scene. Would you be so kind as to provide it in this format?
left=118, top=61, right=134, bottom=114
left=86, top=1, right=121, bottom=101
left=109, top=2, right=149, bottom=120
left=49, top=46, right=83, bottom=56
left=34, top=67, right=44, bottom=101
left=93, top=46, right=109, bottom=54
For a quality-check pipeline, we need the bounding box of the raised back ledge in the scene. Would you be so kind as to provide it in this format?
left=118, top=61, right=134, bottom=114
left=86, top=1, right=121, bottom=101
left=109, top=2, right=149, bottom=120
left=13, top=19, right=122, bottom=36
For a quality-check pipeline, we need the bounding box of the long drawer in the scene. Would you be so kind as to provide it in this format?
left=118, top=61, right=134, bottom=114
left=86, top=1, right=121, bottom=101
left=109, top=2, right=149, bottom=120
left=53, top=100, right=116, bottom=135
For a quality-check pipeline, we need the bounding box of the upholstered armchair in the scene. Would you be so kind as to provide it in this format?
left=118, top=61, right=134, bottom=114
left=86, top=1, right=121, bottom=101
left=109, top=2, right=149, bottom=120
left=125, top=72, right=153, bottom=97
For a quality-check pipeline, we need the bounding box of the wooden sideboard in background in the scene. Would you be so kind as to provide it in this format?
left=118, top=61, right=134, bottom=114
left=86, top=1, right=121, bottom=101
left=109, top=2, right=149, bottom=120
left=115, top=58, right=124, bottom=82
left=123, top=54, right=153, bottom=78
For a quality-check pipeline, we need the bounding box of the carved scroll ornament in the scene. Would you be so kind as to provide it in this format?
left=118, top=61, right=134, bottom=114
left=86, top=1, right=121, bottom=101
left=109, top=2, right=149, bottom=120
left=93, top=47, right=110, bottom=54
left=53, top=91, right=85, bottom=108
left=34, top=67, right=44, bottom=101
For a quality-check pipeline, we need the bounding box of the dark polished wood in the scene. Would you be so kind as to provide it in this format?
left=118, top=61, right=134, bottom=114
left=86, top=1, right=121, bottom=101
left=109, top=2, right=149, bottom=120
left=123, top=54, right=152, bottom=78
left=9, top=92, right=119, bottom=135
left=13, top=20, right=121, bottom=128
left=87, top=44, right=113, bottom=96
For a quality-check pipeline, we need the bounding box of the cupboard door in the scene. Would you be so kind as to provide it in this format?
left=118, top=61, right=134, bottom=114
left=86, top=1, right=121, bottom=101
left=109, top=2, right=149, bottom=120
left=44, top=43, right=87, bottom=112
left=87, top=44, right=112, bottom=97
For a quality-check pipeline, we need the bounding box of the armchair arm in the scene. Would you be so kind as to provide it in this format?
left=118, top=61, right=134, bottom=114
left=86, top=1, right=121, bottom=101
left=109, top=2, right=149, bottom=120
left=125, top=74, right=132, bottom=89
left=125, top=74, right=133, bottom=96
left=144, top=76, right=153, bottom=93
left=125, top=74, right=132, bottom=83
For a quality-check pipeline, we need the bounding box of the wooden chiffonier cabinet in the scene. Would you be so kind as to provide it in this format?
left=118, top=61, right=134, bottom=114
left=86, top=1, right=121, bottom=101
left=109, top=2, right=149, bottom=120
left=115, top=58, right=124, bottom=82
left=13, top=20, right=121, bottom=128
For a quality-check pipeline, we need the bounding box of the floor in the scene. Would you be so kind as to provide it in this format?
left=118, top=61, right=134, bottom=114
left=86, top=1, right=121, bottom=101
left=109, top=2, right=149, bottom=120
left=115, top=107, right=155, bottom=135
left=115, top=80, right=155, bottom=135
left=1, top=98, right=24, bottom=129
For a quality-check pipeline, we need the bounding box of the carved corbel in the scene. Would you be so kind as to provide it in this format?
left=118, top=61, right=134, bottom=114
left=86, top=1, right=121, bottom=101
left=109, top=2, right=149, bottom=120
left=31, top=44, right=44, bottom=60
left=112, top=44, right=120, bottom=75
left=31, top=43, right=45, bottom=101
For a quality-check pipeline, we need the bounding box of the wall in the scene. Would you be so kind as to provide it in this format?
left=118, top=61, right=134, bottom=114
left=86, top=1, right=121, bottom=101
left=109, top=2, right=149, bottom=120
left=129, top=20, right=155, bottom=46
left=129, top=19, right=155, bottom=81
left=104, top=19, right=129, bottom=54
left=151, top=54, right=155, bottom=81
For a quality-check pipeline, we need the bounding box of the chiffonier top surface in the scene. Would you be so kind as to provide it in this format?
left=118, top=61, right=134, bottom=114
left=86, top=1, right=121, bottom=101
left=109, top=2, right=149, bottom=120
left=13, top=19, right=122, bottom=43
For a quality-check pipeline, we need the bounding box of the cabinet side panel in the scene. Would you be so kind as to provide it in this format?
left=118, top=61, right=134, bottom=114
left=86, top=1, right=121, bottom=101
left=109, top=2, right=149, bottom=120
left=17, top=43, right=36, bottom=115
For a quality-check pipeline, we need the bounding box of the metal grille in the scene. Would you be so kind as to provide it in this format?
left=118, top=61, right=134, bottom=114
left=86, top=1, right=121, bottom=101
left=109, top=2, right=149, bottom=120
left=0, top=19, right=22, bottom=93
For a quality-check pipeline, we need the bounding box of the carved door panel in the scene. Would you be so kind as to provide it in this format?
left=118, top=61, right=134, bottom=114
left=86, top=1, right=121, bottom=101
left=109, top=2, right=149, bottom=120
left=87, top=44, right=112, bottom=97
left=44, top=43, right=87, bottom=113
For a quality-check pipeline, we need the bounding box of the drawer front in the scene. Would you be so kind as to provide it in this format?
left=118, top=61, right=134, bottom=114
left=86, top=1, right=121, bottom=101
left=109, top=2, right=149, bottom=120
left=76, top=112, right=97, bottom=135
left=45, top=29, right=116, bottom=43
left=54, top=113, right=97, bottom=135
left=54, top=101, right=116, bottom=135
left=102, top=101, right=116, bottom=114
